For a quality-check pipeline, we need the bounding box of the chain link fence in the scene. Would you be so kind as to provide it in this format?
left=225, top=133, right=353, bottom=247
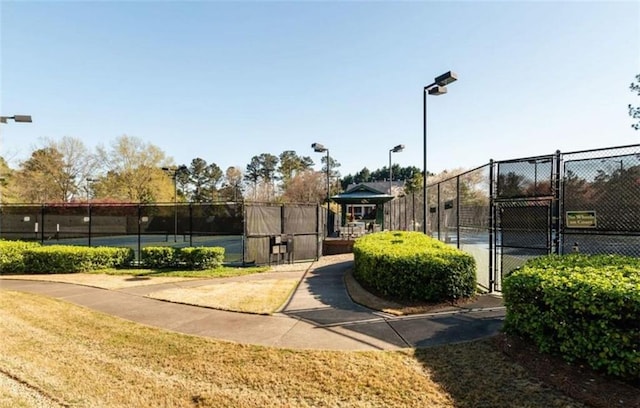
left=561, top=145, right=640, bottom=256
left=0, top=201, right=322, bottom=265
left=388, top=144, right=640, bottom=292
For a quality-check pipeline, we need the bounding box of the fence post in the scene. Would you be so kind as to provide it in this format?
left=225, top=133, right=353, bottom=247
left=412, top=192, right=415, bottom=231
left=437, top=183, right=441, bottom=240
left=137, top=204, right=142, bottom=265
left=488, top=159, right=495, bottom=293
left=242, top=202, right=247, bottom=266
left=316, top=204, right=321, bottom=260
left=189, top=203, right=193, bottom=247
left=456, top=175, right=460, bottom=249
left=40, top=204, right=45, bottom=244
left=553, top=150, right=562, bottom=255
left=88, top=204, right=92, bottom=247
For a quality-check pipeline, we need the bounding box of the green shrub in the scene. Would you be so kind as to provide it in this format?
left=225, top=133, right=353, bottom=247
left=503, top=254, right=640, bottom=381
left=140, top=246, right=176, bottom=269
left=0, top=240, right=41, bottom=273
left=22, top=245, right=134, bottom=273
left=353, top=231, right=476, bottom=302
left=178, top=247, right=225, bottom=270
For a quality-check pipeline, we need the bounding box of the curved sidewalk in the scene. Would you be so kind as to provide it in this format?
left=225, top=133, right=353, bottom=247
left=0, top=257, right=505, bottom=351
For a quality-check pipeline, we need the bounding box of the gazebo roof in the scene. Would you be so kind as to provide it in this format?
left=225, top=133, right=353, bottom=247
left=331, top=183, right=394, bottom=205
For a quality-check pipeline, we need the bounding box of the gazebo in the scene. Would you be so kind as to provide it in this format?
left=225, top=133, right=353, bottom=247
left=330, top=183, right=394, bottom=230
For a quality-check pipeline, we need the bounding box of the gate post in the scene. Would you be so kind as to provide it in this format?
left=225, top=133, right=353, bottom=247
left=553, top=150, right=562, bottom=255
left=488, top=159, right=495, bottom=293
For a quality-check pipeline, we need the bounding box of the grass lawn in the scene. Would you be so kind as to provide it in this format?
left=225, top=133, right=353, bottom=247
left=0, top=290, right=586, bottom=408
left=147, top=278, right=300, bottom=314
left=0, top=265, right=299, bottom=314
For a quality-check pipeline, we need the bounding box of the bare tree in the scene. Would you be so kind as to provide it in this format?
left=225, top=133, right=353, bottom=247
left=96, top=135, right=173, bottom=202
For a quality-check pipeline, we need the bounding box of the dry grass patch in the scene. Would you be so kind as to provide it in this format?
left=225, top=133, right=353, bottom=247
left=0, top=371, right=64, bottom=408
left=0, top=290, right=586, bottom=408
left=147, top=278, right=300, bottom=314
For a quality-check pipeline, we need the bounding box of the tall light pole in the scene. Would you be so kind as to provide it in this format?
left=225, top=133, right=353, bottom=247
left=162, top=165, right=187, bottom=242
left=388, top=144, right=404, bottom=231
left=312, top=142, right=330, bottom=237
left=0, top=114, right=32, bottom=240
left=86, top=178, right=98, bottom=205
left=423, top=71, right=457, bottom=234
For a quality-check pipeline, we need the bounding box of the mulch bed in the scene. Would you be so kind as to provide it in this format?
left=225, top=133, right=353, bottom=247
left=492, top=334, right=640, bottom=408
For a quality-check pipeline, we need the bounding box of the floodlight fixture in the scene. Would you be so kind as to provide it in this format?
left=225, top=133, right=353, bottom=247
left=311, top=142, right=327, bottom=153
left=0, top=115, right=32, bottom=123
left=434, top=71, right=457, bottom=86
left=428, top=86, right=448, bottom=96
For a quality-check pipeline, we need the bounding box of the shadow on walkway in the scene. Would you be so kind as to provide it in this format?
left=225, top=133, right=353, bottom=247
left=282, top=259, right=505, bottom=349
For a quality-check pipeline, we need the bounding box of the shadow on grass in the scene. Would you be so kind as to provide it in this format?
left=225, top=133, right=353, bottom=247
left=413, top=339, right=589, bottom=408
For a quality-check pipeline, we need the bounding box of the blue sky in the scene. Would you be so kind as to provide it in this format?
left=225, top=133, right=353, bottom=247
left=1, top=1, right=638, bottom=178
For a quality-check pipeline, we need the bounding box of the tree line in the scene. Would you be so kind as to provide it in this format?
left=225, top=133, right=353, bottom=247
left=0, top=135, right=349, bottom=205
left=1, top=133, right=479, bottom=206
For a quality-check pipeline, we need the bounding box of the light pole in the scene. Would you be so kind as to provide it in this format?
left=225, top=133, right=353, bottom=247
left=527, top=158, right=552, bottom=196
left=389, top=144, right=405, bottom=194
left=86, top=178, right=98, bottom=205
left=86, top=178, right=98, bottom=246
left=0, top=114, right=32, bottom=240
left=388, top=144, right=404, bottom=230
left=162, top=165, right=187, bottom=242
left=312, top=142, right=330, bottom=237
left=423, top=71, right=457, bottom=234
left=601, top=159, right=624, bottom=172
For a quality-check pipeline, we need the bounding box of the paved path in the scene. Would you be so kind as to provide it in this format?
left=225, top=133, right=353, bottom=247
left=0, top=257, right=505, bottom=351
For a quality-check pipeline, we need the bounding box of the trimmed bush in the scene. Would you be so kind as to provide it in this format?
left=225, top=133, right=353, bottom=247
left=0, top=240, right=41, bottom=273
left=353, top=231, right=476, bottom=302
left=22, top=246, right=134, bottom=273
left=178, top=247, right=225, bottom=270
left=140, top=246, right=176, bottom=269
left=503, top=254, right=640, bottom=381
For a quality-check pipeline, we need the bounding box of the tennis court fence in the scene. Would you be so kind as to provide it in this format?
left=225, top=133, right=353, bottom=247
left=390, top=143, right=640, bottom=292
left=0, top=202, right=324, bottom=265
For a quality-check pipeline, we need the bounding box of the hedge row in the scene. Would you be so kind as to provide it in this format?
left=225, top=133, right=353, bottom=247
left=353, top=231, right=476, bottom=302
left=503, top=254, right=640, bottom=381
left=141, top=246, right=225, bottom=270
left=0, top=241, right=134, bottom=274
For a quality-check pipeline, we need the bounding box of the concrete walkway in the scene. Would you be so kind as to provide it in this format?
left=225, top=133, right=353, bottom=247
left=0, top=256, right=505, bottom=351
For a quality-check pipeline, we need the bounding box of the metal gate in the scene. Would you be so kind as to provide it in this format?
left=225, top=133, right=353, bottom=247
left=494, top=200, right=552, bottom=290
left=492, top=154, right=558, bottom=291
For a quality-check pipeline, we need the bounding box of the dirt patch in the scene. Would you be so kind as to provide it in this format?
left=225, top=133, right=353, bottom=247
left=493, top=334, right=640, bottom=408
